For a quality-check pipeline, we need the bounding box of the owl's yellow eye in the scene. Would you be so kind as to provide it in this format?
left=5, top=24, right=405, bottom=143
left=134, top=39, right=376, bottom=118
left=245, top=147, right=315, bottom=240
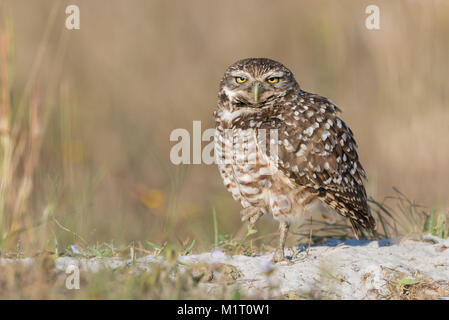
left=235, top=77, right=247, bottom=84
left=267, top=77, right=280, bottom=84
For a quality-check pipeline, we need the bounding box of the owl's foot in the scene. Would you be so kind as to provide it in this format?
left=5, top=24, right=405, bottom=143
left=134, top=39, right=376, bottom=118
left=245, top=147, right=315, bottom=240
left=240, top=207, right=263, bottom=224
left=272, top=248, right=288, bottom=263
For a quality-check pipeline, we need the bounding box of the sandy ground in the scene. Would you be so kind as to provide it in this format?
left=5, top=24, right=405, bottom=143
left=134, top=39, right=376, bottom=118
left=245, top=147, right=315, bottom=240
left=174, top=235, right=449, bottom=299
left=2, top=234, right=449, bottom=299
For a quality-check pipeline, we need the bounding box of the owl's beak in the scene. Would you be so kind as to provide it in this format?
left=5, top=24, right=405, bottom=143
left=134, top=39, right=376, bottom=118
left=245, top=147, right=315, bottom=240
left=251, top=82, right=261, bottom=103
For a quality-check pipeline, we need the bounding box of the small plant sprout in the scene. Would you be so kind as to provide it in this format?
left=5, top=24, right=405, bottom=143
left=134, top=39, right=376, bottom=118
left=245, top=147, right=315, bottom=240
left=183, top=239, right=195, bottom=255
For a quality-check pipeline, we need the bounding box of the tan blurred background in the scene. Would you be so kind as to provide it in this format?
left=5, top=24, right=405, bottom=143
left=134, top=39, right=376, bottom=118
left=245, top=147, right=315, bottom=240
left=1, top=0, right=448, bottom=251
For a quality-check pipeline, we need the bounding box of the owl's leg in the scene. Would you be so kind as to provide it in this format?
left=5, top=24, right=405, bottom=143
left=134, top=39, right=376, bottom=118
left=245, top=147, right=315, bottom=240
left=240, top=207, right=263, bottom=224
left=272, top=221, right=290, bottom=263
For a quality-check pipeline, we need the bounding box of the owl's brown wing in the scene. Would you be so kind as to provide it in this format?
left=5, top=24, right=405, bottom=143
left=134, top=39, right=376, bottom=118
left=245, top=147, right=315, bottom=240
left=263, top=95, right=375, bottom=235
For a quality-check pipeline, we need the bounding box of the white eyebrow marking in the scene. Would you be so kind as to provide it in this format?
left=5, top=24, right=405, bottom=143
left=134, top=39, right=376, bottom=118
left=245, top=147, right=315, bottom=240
left=265, top=72, right=284, bottom=78
left=230, top=71, right=251, bottom=78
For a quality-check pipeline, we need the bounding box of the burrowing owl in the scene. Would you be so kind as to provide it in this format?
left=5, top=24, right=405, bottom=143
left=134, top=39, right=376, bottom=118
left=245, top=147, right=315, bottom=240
left=214, top=58, right=375, bottom=262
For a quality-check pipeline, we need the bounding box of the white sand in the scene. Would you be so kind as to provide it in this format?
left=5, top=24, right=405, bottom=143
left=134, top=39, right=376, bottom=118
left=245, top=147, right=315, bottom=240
left=3, top=234, right=448, bottom=299
left=175, top=235, right=449, bottom=299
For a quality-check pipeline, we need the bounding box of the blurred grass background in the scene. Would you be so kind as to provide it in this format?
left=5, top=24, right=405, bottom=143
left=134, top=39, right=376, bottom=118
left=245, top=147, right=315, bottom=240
left=0, top=0, right=448, bottom=256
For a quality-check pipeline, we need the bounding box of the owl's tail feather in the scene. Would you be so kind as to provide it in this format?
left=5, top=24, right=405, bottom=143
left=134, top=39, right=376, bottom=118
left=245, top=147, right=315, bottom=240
left=348, top=213, right=377, bottom=240
left=320, top=192, right=376, bottom=239
left=349, top=220, right=360, bottom=240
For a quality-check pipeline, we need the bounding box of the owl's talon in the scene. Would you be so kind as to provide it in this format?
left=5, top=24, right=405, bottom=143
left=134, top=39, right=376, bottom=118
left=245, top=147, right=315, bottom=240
left=272, top=248, right=292, bottom=263
left=272, top=249, right=284, bottom=263
left=240, top=207, right=263, bottom=224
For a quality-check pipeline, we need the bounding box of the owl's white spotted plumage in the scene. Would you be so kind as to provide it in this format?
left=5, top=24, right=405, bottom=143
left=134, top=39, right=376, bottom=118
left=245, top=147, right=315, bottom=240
left=214, top=58, right=375, bottom=262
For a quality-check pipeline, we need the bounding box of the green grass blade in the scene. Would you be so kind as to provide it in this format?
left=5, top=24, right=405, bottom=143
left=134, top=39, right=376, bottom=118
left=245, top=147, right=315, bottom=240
left=212, top=208, right=218, bottom=248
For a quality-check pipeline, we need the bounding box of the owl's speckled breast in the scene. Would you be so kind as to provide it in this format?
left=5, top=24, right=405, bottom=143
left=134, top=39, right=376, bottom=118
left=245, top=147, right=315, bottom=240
left=215, top=125, right=269, bottom=209
left=214, top=117, right=317, bottom=223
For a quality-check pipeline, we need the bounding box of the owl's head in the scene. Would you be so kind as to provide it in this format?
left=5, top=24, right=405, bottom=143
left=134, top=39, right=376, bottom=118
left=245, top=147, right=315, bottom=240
left=219, top=58, right=299, bottom=107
